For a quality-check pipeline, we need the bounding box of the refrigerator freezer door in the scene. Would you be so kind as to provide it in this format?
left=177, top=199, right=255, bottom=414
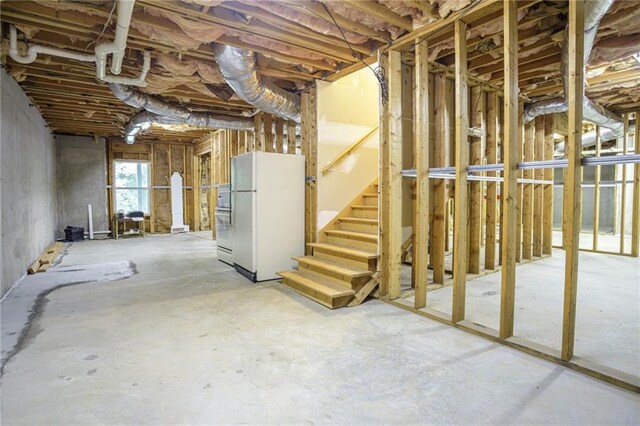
left=231, top=190, right=257, bottom=274
left=255, top=152, right=305, bottom=281
left=231, top=152, right=256, bottom=192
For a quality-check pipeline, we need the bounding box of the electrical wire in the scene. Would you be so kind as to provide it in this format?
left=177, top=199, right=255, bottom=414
left=86, top=1, right=118, bottom=49
left=318, top=2, right=389, bottom=103
left=288, top=1, right=389, bottom=104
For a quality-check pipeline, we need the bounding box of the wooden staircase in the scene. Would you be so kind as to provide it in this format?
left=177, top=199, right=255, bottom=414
left=278, top=181, right=379, bottom=309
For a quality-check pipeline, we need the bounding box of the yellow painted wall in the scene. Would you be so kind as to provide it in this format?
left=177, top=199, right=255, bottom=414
left=316, top=66, right=380, bottom=230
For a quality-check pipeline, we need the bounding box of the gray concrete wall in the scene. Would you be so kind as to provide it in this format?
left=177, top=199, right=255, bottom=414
left=55, top=135, right=108, bottom=238
left=554, top=163, right=618, bottom=234
left=1, top=70, right=57, bottom=296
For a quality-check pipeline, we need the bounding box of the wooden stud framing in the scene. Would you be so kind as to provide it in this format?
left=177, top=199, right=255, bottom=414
left=620, top=113, right=629, bottom=253
left=301, top=89, right=318, bottom=256
left=452, top=20, right=468, bottom=323
left=414, top=39, right=430, bottom=309
left=533, top=116, right=545, bottom=257
left=632, top=112, right=640, bottom=257
left=561, top=0, right=584, bottom=361
left=485, top=92, right=498, bottom=269
left=515, top=101, right=524, bottom=263
left=254, top=113, right=264, bottom=152
left=593, top=126, right=601, bottom=251
left=522, top=122, right=534, bottom=259
left=432, top=72, right=449, bottom=283
left=275, top=118, right=285, bottom=154
left=499, top=0, right=518, bottom=340
left=264, top=114, right=274, bottom=153
left=543, top=116, right=554, bottom=255
left=287, top=121, right=297, bottom=154
left=382, top=49, right=404, bottom=300
left=379, top=52, right=391, bottom=297
left=468, top=86, right=484, bottom=274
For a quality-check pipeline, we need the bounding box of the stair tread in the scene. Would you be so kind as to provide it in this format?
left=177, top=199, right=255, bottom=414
left=294, top=256, right=372, bottom=278
left=278, top=270, right=355, bottom=298
left=338, top=217, right=378, bottom=224
left=307, top=242, right=378, bottom=259
left=362, top=193, right=378, bottom=197
left=352, top=204, right=378, bottom=209
left=324, top=229, right=378, bottom=242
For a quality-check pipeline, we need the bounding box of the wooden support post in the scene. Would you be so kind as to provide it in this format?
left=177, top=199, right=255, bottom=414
left=620, top=113, right=629, bottom=253
left=543, top=116, right=554, bottom=255
left=522, top=122, right=534, bottom=259
left=287, top=121, right=297, bottom=154
left=499, top=0, right=518, bottom=340
left=485, top=92, right=498, bottom=269
left=561, top=0, right=584, bottom=361
left=414, top=40, right=429, bottom=309
left=231, top=130, right=239, bottom=157
left=515, top=101, right=524, bottom=263
left=264, top=114, right=274, bottom=153
left=254, top=113, right=264, bottom=151
left=432, top=73, right=449, bottom=284
left=468, top=86, right=484, bottom=274
left=301, top=89, right=318, bottom=255
left=379, top=52, right=390, bottom=297
left=452, top=20, right=468, bottom=323
left=632, top=113, right=640, bottom=257
left=593, top=126, right=601, bottom=251
left=498, top=96, right=504, bottom=265
left=533, top=116, right=545, bottom=257
left=193, top=155, right=201, bottom=231
left=382, top=49, right=404, bottom=300
left=275, top=118, right=285, bottom=154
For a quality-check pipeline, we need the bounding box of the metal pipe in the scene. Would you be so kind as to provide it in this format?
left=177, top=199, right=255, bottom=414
left=523, top=0, right=622, bottom=133
left=122, top=111, right=254, bottom=144
left=213, top=44, right=301, bottom=123
left=555, top=123, right=635, bottom=154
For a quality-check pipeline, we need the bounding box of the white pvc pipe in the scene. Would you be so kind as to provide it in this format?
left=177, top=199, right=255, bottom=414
left=8, top=0, right=146, bottom=86
left=9, top=25, right=96, bottom=64
left=95, top=0, right=136, bottom=77
left=88, top=204, right=94, bottom=240
left=102, top=51, right=150, bottom=86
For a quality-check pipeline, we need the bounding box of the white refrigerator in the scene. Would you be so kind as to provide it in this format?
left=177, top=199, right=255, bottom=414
left=231, top=151, right=305, bottom=282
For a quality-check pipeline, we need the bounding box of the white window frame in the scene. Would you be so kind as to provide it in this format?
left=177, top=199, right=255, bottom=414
left=113, top=160, right=151, bottom=214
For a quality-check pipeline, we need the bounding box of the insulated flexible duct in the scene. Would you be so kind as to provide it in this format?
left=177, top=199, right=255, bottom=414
left=523, top=0, right=623, bottom=135
left=213, top=44, right=301, bottom=123
left=122, top=111, right=254, bottom=144
left=555, top=123, right=635, bottom=154
left=111, top=84, right=254, bottom=144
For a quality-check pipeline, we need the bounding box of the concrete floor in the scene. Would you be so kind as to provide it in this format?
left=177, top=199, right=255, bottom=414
left=400, top=232, right=640, bottom=379
left=1, top=232, right=638, bottom=424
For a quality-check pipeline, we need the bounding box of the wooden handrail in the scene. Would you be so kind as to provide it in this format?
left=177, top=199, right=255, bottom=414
left=321, top=125, right=379, bottom=176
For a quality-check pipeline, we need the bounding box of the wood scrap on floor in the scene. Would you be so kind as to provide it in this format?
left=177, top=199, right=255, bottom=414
left=27, top=242, right=64, bottom=274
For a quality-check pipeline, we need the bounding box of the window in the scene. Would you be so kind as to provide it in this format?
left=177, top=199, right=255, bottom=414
left=114, top=161, right=150, bottom=213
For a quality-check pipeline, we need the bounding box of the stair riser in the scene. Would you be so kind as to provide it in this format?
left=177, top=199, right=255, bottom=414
left=326, top=236, right=377, bottom=252
left=312, top=248, right=373, bottom=271
left=297, top=263, right=369, bottom=289
left=281, top=277, right=352, bottom=309
left=362, top=195, right=379, bottom=206
left=352, top=208, right=378, bottom=219
left=338, top=221, right=378, bottom=234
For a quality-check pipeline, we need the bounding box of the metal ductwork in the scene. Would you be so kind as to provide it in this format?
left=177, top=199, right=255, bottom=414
left=555, top=123, right=635, bottom=154
left=111, top=84, right=254, bottom=144
left=213, top=44, right=301, bottom=123
left=524, top=0, right=623, bottom=136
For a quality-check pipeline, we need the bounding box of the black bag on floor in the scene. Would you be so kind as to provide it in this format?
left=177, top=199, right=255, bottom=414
left=65, top=226, right=85, bottom=242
